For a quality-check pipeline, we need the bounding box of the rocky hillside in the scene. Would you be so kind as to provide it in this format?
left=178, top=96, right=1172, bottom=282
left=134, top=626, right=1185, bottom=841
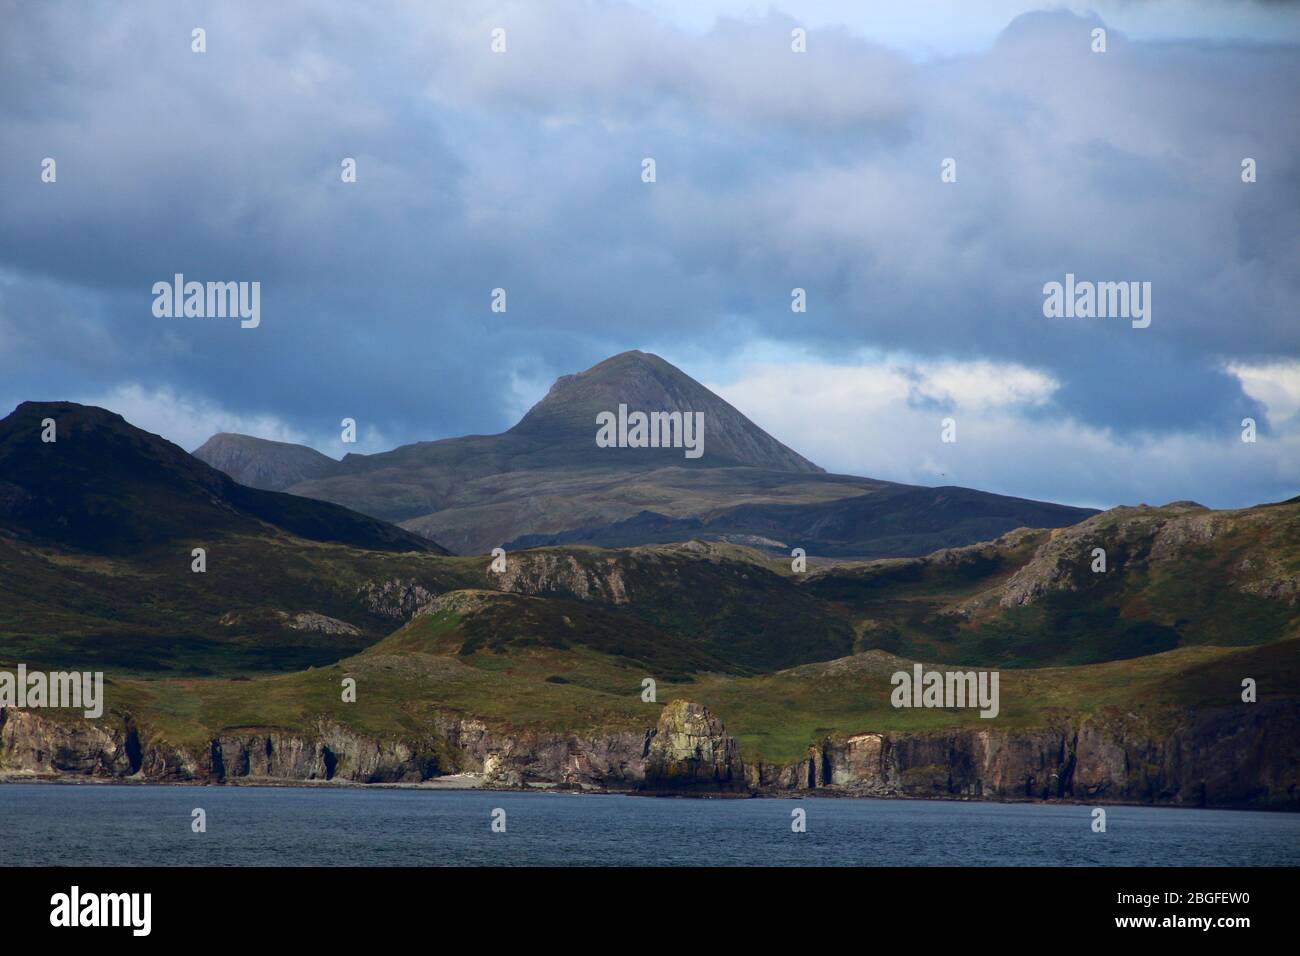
left=802, top=499, right=1300, bottom=666
left=980, top=501, right=1299, bottom=611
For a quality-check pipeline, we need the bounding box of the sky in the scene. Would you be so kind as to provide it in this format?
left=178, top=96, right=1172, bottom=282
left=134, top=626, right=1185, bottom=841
left=1, top=0, right=1297, bottom=510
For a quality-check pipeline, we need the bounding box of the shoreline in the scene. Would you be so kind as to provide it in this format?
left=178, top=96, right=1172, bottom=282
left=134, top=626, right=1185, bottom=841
left=1, top=772, right=1291, bottom=813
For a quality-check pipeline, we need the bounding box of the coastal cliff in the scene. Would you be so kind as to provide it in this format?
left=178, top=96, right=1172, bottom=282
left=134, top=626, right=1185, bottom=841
left=2, top=700, right=1295, bottom=810
left=747, top=702, right=1299, bottom=809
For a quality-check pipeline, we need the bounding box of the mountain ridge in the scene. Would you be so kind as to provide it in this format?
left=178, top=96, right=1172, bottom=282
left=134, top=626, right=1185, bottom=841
left=189, top=350, right=1099, bottom=556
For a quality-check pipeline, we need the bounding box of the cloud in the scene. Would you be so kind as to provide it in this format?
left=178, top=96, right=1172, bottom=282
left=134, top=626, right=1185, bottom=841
left=709, top=347, right=1299, bottom=508
left=1227, top=360, right=1300, bottom=426
left=71, top=384, right=309, bottom=453
left=52, top=383, right=402, bottom=457
left=418, top=6, right=914, bottom=132
left=0, top=1, right=1295, bottom=508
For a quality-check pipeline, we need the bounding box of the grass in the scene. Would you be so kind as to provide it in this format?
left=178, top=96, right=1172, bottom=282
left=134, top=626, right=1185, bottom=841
left=661, top=638, right=1300, bottom=765
left=0, top=531, right=487, bottom=675
left=38, top=617, right=1297, bottom=772
left=4, top=498, right=1297, bottom=774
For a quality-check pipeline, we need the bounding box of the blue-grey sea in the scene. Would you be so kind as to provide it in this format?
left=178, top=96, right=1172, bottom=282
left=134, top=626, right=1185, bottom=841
left=2, top=784, right=1296, bottom=866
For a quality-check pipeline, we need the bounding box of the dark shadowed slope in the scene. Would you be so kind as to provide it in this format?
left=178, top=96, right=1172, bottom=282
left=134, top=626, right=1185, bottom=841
left=0, top=401, right=446, bottom=555
left=508, top=484, right=1100, bottom=558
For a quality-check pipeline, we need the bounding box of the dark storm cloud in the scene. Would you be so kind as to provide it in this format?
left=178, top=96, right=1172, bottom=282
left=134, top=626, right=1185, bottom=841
left=0, top=1, right=1296, bottom=479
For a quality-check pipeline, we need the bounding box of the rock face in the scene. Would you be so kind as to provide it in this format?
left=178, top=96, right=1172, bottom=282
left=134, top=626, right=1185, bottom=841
left=0, top=709, right=142, bottom=777
left=0, top=710, right=440, bottom=784
left=357, top=579, right=439, bottom=620
left=748, top=703, right=1300, bottom=810
left=2, top=700, right=1296, bottom=809
left=219, top=610, right=362, bottom=636
left=0, top=708, right=653, bottom=789
left=209, top=724, right=441, bottom=783
left=642, top=700, right=746, bottom=792
left=475, top=727, right=652, bottom=790
left=493, top=551, right=631, bottom=604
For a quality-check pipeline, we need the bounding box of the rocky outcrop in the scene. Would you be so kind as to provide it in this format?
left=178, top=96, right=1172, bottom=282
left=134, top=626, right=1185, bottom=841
left=0, top=479, right=35, bottom=518
left=988, top=503, right=1296, bottom=610
left=642, top=700, right=746, bottom=792
left=1238, top=554, right=1300, bottom=606
left=3, top=701, right=1295, bottom=809
left=218, top=610, right=362, bottom=635
left=208, top=724, right=440, bottom=783
left=414, top=589, right=509, bottom=619
left=995, top=513, right=1155, bottom=608
left=284, top=612, right=361, bottom=636
left=474, top=727, right=652, bottom=790
left=492, top=551, right=631, bottom=604
left=0, top=709, right=142, bottom=777
left=357, top=579, right=439, bottom=620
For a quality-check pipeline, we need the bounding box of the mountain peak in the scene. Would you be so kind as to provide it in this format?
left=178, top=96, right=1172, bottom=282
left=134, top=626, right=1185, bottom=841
left=510, top=351, right=823, bottom=473
left=193, top=432, right=341, bottom=492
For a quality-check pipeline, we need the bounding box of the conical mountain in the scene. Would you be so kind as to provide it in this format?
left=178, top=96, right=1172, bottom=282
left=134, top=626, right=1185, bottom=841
left=509, top=351, right=822, bottom=473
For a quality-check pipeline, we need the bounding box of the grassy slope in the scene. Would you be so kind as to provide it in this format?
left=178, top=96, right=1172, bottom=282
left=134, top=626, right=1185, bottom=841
left=665, top=639, right=1300, bottom=764
left=97, top=607, right=668, bottom=749
left=0, top=530, right=486, bottom=674
left=802, top=503, right=1300, bottom=667
left=6, top=502, right=1297, bottom=769
left=492, top=542, right=856, bottom=670
left=0, top=532, right=851, bottom=676
left=78, top=628, right=1299, bottom=767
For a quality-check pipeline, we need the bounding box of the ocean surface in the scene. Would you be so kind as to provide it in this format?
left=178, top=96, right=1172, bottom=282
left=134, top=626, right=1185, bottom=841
left=2, top=784, right=1296, bottom=866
